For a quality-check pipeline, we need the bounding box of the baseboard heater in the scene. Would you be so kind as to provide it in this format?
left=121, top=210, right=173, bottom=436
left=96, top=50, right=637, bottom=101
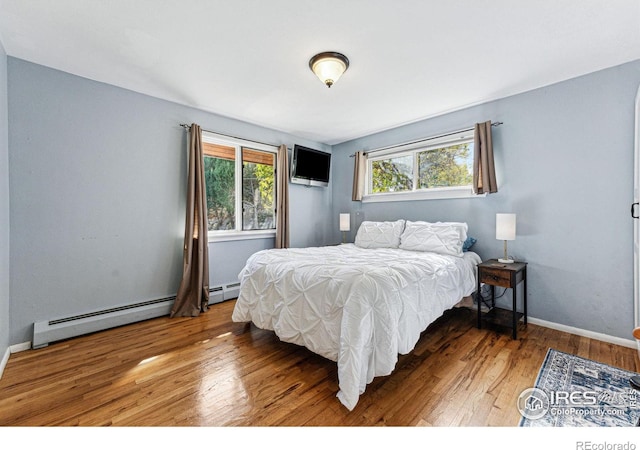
left=32, top=282, right=241, bottom=349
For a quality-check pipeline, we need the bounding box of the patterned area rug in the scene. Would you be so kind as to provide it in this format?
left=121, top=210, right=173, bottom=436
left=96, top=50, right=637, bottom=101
left=519, top=348, right=640, bottom=426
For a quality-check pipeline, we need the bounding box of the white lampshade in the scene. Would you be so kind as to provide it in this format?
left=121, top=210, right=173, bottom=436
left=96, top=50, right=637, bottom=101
left=496, top=213, right=516, bottom=241
left=339, top=213, right=351, bottom=232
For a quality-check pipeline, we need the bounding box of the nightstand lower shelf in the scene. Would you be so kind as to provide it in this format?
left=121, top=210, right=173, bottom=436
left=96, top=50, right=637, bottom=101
left=479, top=307, right=524, bottom=331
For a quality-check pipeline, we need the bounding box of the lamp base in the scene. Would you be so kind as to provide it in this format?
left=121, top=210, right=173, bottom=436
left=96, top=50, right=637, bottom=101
left=498, top=258, right=514, bottom=264
left=499, top=240, right=514, bottom=263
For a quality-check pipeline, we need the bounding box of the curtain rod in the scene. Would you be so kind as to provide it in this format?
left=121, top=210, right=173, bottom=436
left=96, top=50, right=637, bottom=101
left=349, top=121, right=503, bottom=157
left=180, top=123, right=281, bottom=149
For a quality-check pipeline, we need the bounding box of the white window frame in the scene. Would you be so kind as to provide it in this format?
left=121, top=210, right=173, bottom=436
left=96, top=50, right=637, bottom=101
left=363, top=130, right=485, bottom=203
left=201, top=131, right=278, bottom=242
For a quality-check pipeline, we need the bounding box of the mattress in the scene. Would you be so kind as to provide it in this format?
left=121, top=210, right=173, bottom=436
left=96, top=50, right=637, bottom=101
left=232, top=243, right=481, bottom=410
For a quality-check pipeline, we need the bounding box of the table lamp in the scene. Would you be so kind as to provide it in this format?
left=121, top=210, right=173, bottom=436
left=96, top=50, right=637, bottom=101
left=340, top=213, right=350, bottom=244
left=496, top=213, right=516, bottom=263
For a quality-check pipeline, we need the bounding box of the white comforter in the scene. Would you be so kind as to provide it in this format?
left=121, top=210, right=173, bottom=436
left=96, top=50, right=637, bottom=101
left=231, top=244, right=481, bottom=410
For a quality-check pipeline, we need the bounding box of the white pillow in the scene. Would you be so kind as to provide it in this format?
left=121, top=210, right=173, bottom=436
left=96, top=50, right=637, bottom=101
left=405, top=221, right=468, bottom=242
left=354, top=220, right=406, bottom=249
left=399, top=221, right=468, bottom=256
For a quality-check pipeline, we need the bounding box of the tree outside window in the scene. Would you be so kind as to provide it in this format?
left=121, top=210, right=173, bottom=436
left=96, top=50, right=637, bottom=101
left=242, top=149, right=275, bottom=230
left=369, top=139, right=473, bottom=196
left=418, top=142, right=473, bottom=189
left=202, top=140, right=276, bottom=233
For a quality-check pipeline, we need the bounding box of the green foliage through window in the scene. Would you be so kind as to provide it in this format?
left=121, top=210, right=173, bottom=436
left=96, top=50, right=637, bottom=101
left=369, top=140, right=473, bottom=195
left=202, top=139, right=276, bottom=233
left=371, top=155, right=413, bottom=193
left=418, top=143, right=473, bottom=189
left=242, top=158, right=275, bottom=230
left=204, top=156, right=235, bottom=231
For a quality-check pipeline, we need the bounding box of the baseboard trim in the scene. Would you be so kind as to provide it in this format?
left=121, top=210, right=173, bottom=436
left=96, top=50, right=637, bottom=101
left=0, top=346, right=9, bottom=380
left=0, top=342, right=34, bottom=380
left=10, top=342, right=31, bottom=353
left=529, top=317, right=637, bottom=350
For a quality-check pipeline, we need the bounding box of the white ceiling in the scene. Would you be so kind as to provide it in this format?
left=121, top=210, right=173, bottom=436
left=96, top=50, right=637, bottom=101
left=0, top=0, right=639, bottom=145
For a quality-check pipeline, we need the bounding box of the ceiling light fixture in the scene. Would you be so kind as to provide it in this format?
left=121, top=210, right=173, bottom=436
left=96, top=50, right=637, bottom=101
left=309, top=52, right=349, bottom=88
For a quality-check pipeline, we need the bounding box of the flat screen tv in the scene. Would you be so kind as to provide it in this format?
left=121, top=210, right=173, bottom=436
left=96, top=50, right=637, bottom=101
left=290, top=144, right=331, bottom=187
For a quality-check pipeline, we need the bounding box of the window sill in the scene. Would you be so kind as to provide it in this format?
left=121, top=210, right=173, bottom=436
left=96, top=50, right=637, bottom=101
left=362, top=186, right=486, bottom=203
left=208, top=230, right=276, bottom=243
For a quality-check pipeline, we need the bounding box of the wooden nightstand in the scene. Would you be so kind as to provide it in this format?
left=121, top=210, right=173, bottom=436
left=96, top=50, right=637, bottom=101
left=476, top=259, right=527, bottom=339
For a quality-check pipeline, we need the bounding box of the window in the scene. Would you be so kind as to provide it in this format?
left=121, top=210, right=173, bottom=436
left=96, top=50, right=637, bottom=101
left=242, top=149, right=275, bottom=230
left=371, top=154, right=414, bottom=193
left=202, top=132, right=277, bottom=240
left=365, top=130, right=479, bottom=202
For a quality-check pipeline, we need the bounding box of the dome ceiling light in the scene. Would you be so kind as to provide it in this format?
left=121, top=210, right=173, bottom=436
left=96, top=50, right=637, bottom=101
left=309, top=52, right=349, bottom=88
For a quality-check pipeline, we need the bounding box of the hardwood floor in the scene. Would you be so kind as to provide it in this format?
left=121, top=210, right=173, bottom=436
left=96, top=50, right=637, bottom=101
left=0, top=299, right=638, bottom=426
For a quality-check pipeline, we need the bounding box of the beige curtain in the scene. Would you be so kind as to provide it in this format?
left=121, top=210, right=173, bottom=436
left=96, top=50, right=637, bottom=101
left=351, top=151, right=367, bottom=201
left=473, top=121, right=498, bottom=194
left=275, top=144, right=290, bottom=249
left=170, top=123, right=210, bottom=317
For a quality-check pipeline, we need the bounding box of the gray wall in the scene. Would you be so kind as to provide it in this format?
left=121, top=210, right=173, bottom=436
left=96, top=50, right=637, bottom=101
left=0, top=40, right=10, bottom=358
left=7, top=53, right=639, bottom=346
left=7, top=58, right=333, bottom=345
left=333, top=60, right=640, bottom=341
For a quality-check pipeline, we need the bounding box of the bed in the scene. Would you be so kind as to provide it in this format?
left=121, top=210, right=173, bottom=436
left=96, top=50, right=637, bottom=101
left=231, top=219, right=481, bottom=410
